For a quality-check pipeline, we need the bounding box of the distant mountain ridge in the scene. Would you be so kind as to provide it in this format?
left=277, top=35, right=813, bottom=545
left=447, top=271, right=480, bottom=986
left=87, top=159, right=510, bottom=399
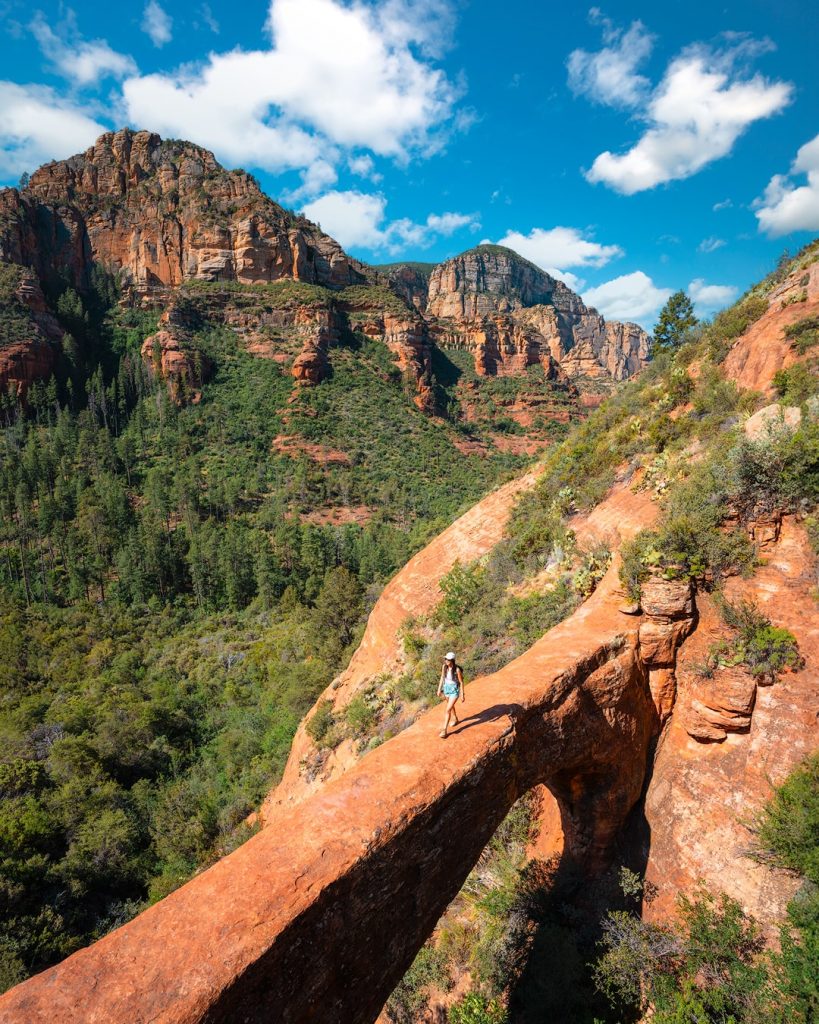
left=0, top=128, right=650, bottom=420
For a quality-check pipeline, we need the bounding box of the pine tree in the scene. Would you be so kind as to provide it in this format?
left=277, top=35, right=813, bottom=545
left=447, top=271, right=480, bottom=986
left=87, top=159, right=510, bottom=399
left=653, top=291, right=698, bottom=351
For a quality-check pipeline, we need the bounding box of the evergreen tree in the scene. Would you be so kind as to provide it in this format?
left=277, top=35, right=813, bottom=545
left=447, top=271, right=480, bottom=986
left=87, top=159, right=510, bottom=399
left=653, top=291, right=698, bottom=350
left=311, top=566, right=364, bottom=666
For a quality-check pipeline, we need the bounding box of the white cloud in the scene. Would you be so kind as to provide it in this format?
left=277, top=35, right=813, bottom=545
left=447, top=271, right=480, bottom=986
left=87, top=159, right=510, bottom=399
left=688, top=278, right=738, bottom=314
left=122, top=0, right=461, bottom=182
left=583, top=37, right=793, bottom=194
left=301, top=189, right=478, bottom=253
left=280, top=158, right=339, bottom=205
left=141, top=1, right=173, bottom=48
left=30, top=12, right=137, bottom=85
left=372, top=0, right=457, bottom=60
left=496, top=226, right=623, bottom=269
left=492, top=225, right=623, bottom=292
left=348, top=153, right=383, bottom=185
left=349, top=154, right=375, bottom=177
left=426, top=212, right=476, bottom=234
left=698, top=236, right=726, bottom=253
left=754, top=132, right=819, bottom=236
left=713, top=197, right=733, bottom=211
left=0, top=81, right=106, bottom=178
left=304, top=191, right=387, bottom=248
left=199, top=3, right=219, bottom=34
left=551, top=269, right=586, bottom=292
left=583, top=270, right=672, bottom=325
left=567, top=13, right=654, bottom=109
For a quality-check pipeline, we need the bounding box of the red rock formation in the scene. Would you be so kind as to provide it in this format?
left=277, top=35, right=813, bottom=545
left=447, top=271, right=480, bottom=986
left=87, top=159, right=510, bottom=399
left=0, top=266, right=62, bottom=398
left=0, top=556, right=679, bottom=1024
left=643, top=518, right=819, bottom=936
left=261, top=471, right=540, bottom=818
left=377, top=263, right=431, bottom=312
left=636, top=576, right=696, bottom=723
left=263, top=474, right=657, bottom=820
left=424, top=247, right=651, bottom=386
left=431, top=310, right=563, bottom=379
left=141, top=329, right=208, bottom=403
left=1, top=135, right=651, bottom=417
left=341, top=294, right=436, bottom=410
left=2, top=129, right=367, bottom=294
left=723, top=259, right=819, bottom=393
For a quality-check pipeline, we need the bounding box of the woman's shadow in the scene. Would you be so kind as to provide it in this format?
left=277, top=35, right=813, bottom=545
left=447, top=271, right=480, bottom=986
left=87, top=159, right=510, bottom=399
left=448, top=703, right=522, bottom=735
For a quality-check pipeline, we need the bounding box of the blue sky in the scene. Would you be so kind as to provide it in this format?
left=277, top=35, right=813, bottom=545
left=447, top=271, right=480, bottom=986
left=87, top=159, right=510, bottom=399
left=1, top=0, right=818, bottom=328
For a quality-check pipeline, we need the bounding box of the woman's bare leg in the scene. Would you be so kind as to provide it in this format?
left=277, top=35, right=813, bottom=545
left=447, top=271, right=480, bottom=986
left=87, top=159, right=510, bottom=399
left=445, top=695, right=458, bottom=733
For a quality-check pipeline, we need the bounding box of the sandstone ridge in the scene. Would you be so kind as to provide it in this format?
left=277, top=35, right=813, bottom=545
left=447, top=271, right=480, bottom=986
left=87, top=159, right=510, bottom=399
left=0, top=548, right=683, bottom=1024
left=0, top=131, right=651, bottom=409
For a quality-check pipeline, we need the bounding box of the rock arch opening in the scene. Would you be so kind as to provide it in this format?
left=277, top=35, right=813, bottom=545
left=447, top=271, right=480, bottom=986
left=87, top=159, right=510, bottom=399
left=0, top=565, right=694, bottom=1024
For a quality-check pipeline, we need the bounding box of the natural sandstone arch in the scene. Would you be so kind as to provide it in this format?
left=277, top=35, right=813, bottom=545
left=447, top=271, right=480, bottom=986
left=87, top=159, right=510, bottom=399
left=263, top=469, right=540, bottom=817
left=0, top=560, right=687, bottom=1024
left=264, top=470, right=654, bottom=821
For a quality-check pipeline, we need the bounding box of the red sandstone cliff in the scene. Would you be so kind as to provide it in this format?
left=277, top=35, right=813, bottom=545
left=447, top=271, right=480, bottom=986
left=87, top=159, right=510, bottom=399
left=1, top=135, right=653, bottom=415
left=423, top=247, right=651, bottom=387
left=1, top=129, right=367, bottom=294
left=0, top=265, right=63, bottom=397
left=1, top=241, right=817, bottom=1024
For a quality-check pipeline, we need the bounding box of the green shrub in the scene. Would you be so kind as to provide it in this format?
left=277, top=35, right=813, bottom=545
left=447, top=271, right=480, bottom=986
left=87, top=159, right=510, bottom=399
left=509, top=580, right=578, bottom=648
left=619, top=517, right=753, bottom=602
left=772, top=363, right=817, bottom=405
left=596, top=759, right=818, bottom=1020
left=711, top=294, right=770, bottom=342
left=718, top=599, right=802, bottom=683
left=449, top=993, right=508, bottom=1024
left=436, top=560, right=487, bottom=626
left=386, top=945, right=450, bottom=1022
left=595, top=887, right=771, bottom=1022
left=733, top=419, right=819, bottom=517
left=0, top=262, right=36, bottom=347
left=784, top=315, right=819, bottom=355
left=306, top=699, right=336, bottom=745
left=756, top=754, right=819, bottom=1021
left=806, top=516, right=819, bottom=556
left=345, top=694, right=376, bottom=736
left=757, top=753, right=819, bottom=884
left=0, top=941, right=26, bottom=994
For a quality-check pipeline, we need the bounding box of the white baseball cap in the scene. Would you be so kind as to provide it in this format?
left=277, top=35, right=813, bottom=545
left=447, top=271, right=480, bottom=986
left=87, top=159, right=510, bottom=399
left=445, top=651, right=456, bottom=661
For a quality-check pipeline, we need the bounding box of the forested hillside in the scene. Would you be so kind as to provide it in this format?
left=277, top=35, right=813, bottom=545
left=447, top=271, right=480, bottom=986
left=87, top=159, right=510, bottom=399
left=0, top=269, right=532, bottom=987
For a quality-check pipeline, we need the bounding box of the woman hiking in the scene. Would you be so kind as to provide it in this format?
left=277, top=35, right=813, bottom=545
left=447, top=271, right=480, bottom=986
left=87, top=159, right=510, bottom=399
left=437, top=652, right=465, bottom=738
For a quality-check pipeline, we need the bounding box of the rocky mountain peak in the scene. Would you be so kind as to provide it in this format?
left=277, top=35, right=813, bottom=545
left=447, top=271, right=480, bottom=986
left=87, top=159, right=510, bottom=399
left=427, top=244, right=576, bottom=318
left=0, top=128, right=651, bottom=407
left=2, top=128, right=368, bottom=295
left=420, top=243, right=650, bottom=387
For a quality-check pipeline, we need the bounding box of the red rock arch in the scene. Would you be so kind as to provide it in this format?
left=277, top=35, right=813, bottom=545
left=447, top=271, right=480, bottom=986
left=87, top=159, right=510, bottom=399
left=0, top=565, right=686, bottom=1024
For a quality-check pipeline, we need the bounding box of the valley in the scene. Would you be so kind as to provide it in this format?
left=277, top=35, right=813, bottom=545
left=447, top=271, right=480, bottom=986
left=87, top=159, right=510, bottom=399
left=0, top=129, right=817, bottom=1024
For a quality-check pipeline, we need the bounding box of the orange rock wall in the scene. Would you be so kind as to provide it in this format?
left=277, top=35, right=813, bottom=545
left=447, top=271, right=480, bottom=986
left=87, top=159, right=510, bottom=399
left=643, top=518, right=819, bottom=935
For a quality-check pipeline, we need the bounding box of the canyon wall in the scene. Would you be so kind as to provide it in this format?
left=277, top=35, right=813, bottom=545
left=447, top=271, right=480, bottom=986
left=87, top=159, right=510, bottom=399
left=1, top=129, right=366, bottom=293
left=423, top=247, right=651, bottom=387
left=0, top=131, right=652, bottom=413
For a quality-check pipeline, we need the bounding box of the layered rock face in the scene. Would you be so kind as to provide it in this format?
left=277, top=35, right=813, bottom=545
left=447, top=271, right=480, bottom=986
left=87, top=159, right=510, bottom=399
left=0, top=265, right=63, bottom=397
left=341, top=295, right=436, bottom=411
left=0, top=132, right=652, bottom=415
left=643, top=518, right=818, bottom=936
left=423, top=247, right=651, bottom=386
left=2, top=129, right=366, bottom=293
left=378, top=263, right=432, bottom=312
